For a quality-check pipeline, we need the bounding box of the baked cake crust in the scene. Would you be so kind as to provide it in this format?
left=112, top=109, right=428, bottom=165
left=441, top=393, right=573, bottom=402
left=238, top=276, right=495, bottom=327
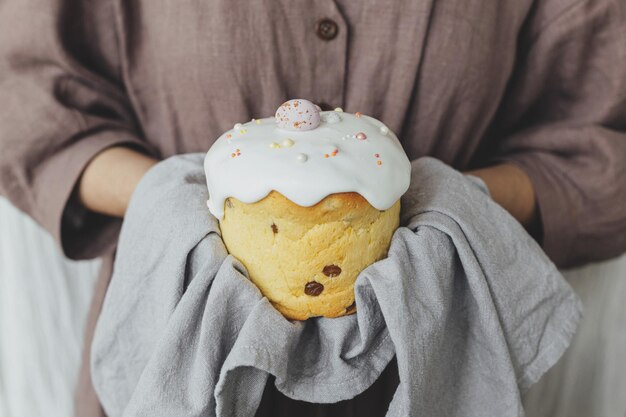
left=219, top=190, right=400, bottom=320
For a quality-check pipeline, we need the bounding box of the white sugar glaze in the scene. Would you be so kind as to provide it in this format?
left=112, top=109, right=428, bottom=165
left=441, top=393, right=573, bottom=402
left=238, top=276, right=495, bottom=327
left=204, top=101, right=411, bottom=219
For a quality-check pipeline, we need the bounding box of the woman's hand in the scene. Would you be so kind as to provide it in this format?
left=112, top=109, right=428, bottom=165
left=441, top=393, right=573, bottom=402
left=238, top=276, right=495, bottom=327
left=78, top=146, right=159, bottom=217
left=465, top=163, right=538, bottom=230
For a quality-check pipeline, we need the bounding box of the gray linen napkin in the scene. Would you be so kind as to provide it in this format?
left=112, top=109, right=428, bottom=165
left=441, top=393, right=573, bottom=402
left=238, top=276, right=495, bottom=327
left=91, top=154, right=581, bottom=417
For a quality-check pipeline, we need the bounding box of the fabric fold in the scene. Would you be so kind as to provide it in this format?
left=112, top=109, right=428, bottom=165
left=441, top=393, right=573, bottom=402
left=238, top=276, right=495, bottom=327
left=92, top=154, right=581, bottom=417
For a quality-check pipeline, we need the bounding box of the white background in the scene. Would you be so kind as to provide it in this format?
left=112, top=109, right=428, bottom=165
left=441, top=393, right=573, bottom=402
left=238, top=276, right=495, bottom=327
left=0, top=198, right=99, bottom=417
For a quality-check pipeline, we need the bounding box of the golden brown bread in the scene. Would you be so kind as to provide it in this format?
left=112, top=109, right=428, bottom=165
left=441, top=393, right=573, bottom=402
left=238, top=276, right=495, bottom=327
left=219, top=190, right=400, bottom=320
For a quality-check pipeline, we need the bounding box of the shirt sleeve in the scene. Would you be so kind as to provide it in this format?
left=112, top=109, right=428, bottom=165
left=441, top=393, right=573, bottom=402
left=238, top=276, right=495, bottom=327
left=0, top=0, right=157, bottom=259
left=488, top=0, right=626, bottom=268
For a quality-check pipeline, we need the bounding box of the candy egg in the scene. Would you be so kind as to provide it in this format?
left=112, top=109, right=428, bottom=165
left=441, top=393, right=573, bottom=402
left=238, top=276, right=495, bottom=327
left=275, top=99, right=321, bottom=131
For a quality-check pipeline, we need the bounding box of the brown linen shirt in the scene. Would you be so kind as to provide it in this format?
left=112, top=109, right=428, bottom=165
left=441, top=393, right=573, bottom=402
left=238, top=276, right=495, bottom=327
left=1, top=0, right=626, bottom=416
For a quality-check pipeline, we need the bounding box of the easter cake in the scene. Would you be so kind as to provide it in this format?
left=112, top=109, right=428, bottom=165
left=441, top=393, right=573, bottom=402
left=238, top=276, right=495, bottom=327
left=204, top=99, right=411, bottom=320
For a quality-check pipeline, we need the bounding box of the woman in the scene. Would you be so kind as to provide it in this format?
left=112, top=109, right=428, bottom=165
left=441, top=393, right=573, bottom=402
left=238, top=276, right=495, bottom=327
left=1, top=0, right=625, bottom=416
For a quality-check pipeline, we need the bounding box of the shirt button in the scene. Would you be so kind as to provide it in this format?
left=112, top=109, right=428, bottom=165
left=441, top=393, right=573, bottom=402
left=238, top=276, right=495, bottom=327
left=316, top=18, right=339, bottom=41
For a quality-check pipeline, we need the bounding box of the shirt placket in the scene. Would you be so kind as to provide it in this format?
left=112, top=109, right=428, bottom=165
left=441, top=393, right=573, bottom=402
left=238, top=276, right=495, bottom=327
left=309, top=1, right=347, bottom=111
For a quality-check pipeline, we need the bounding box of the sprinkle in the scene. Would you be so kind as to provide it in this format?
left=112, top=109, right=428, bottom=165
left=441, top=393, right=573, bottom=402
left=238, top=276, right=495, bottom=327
left=324, top=147, right=339, bottom=158
left=269, top=142, right=280, bottom=149
left=297, top=153, right=308, bottom=162
left=322, top=112, right=341, bottom=124
left=231, top=153, right=236, bottom=158
left=226, top=134, right=232, bottom=139
left=282, top=138, right=294, bottom=147
left=334, top=107, right=344, bottom=112
left=377, top=160, right=382, bottom=166
left=239, top=129, right=247, bottom=134
left=234, top=123, right=243, bottom=130
left=355, top=112, right=362, bottom=118
left=356, top=132, right=367, bottom=140
left=255, top=119, right=261, bottom=124
left=374, top=153, right=380, bottom=158
left=380, top=126, right=389, bottom=135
